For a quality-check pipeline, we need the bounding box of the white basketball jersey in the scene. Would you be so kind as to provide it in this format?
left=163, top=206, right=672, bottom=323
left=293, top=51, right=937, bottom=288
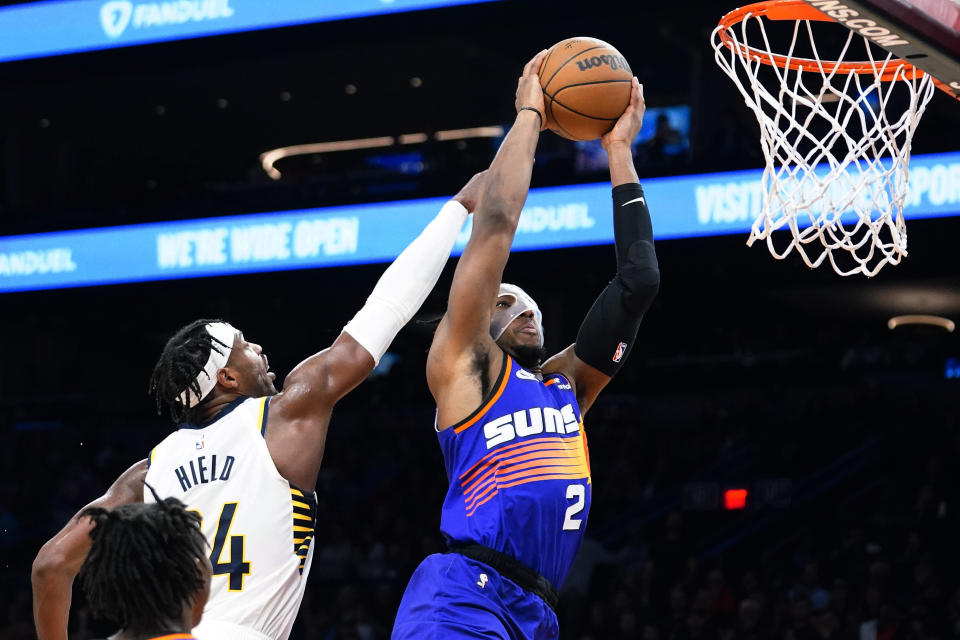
left=145, top=397, right=315, bottom=640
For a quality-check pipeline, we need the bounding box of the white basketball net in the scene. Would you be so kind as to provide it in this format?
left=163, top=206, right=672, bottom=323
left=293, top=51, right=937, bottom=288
left=711, top=8, right=936, bottom=276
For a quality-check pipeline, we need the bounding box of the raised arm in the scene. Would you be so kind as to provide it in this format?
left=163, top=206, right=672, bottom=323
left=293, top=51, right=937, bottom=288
left=427, top=51, right=548, bottom=424
left=264, top=173, right=487, bottom=489
left=543, top=78, right=660, bottom=415
left=32, top=459, right=146, bottom=640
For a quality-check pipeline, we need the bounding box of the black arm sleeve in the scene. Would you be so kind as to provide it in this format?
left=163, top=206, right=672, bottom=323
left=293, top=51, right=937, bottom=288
left=573, top=183, right=660, bottom=377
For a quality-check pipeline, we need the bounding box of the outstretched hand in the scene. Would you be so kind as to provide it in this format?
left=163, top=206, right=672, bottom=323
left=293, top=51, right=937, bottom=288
left=515, top=49, right=549, bottom=130
left=452, top=170, right=489, bottom=213
left=602, top=77, right=645, bottom=150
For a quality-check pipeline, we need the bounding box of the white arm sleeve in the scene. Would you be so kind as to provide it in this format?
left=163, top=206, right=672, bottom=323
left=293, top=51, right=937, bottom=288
left=343, top=200, right=468, bottom=364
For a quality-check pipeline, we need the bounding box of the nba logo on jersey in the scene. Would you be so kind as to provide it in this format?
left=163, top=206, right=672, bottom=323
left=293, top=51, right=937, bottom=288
left=612, top=342, right=627, bottom=363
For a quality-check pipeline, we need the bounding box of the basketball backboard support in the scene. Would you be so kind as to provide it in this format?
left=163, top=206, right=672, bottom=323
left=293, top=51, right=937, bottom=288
left=800, top=0, right=960, bottom=99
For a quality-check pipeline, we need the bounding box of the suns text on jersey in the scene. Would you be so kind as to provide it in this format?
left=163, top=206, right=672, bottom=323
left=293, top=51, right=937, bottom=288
left=484, top=404, right=579, bottom=449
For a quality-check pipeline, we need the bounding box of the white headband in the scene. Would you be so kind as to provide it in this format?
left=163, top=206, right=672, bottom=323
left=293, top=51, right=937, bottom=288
left=490, top=283, right=544, bottom=347
left=176, top=322, right=237, bottom=408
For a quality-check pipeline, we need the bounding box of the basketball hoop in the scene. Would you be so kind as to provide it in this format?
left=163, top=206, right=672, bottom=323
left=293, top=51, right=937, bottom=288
left=711, top=0, right=941, bottom=276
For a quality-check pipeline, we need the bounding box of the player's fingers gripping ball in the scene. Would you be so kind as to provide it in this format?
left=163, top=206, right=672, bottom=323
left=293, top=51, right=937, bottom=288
left=538, top=37, right=633, bottom=141
left=602, top=77, right=646, bottom=150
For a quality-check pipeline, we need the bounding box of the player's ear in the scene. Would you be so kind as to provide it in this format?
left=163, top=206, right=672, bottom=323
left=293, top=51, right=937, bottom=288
left=216, top=367, right=239, bottom=390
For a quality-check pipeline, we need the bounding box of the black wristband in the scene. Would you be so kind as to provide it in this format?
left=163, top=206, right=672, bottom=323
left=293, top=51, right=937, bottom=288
left=518, top=106, right=544, bottom=127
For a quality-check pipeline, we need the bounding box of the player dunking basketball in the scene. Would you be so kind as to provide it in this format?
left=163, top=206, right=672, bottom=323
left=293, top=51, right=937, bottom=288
left=31, top=172, right=488, bottom=640
left=391, top=53, right=659, bottom=639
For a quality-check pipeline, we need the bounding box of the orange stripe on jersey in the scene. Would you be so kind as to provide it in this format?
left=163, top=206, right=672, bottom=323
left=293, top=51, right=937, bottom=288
left=497, top=472, right=590, bottom=490
left=460, top=437, right=580, bottom=489
left=464, top=481, right=499, bottom=511
left=544, top=372, right=572, bottom=387
left=466, top=444, right=583, bottom=485
left=465, top=472, right=589, bottom=516
left=453, top=356, right=512, bottom=434
left=580, top=421, right=592, bottom=481
left=497, top=436, right=583, bottom=460
left=464, top=463, right=588, bottom=510
left=495, top=463, right=589, bottom=486
left=148, top=635, right=198, bottom=640
left=466, top=488, right=500, bottom=515
left=462, top=439, right=585, bottom=498
left=459, top=435, right=566, bottom=481
left=459, top=434, right=581, bottom=483
left=469, top=459, right=588, bottom=496
left=497, top=450, right=583, bottom=474
left=460, top=438, right=580, bottom=495
left=497, top=455, right=588, bottom=476
left=462, top=439, right=590, bottom=510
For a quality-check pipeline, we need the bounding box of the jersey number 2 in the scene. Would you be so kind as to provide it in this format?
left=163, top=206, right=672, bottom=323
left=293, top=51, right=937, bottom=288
left=210, top=502, right=251, bottom=591
left=562, top=484, right=586, bottom=531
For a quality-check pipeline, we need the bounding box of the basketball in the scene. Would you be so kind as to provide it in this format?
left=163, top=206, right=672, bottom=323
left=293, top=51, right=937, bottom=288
left=538, top=37, right=633, bottom=141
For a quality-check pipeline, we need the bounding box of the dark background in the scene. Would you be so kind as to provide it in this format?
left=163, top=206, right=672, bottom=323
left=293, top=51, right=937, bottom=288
left=2, top=1, right=960, bottom=638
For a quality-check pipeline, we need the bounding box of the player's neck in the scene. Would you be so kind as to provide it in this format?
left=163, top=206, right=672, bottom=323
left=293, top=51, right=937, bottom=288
left=195, top=391, right=245, bottom=425
left=515, top=360, right=544, bottom=379
left=503, top=346, right=545, bottom=377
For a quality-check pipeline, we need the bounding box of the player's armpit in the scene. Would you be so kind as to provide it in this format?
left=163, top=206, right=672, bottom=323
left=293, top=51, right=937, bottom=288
left=32, top=459, right=147, bottom=640
left=542, top=345, right=611, bottom=417
left=428, top=315, right=505, bottom=429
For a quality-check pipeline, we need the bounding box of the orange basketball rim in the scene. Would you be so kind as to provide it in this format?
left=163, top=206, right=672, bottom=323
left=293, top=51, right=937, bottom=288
left=715, top=0, right=960, bottom=100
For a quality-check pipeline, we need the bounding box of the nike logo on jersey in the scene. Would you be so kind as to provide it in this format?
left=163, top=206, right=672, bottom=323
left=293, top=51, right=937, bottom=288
left=622, top=196, right=646, bottom=207
left=515, top=369, right=538, bottom=381
left=484, top=404, right=579, bottom=449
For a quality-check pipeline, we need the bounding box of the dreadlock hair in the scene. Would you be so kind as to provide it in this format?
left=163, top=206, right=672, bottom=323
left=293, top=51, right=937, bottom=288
left=149, top=318, right=231, bottom=425
left=78, top=487, right=208, bottom=635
